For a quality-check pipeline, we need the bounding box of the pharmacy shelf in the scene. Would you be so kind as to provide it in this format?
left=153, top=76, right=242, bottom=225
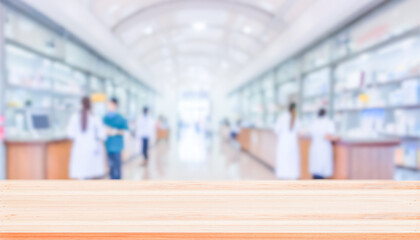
left=302, top=94, right=329, bottom=101
left=7, top=85, right=84, bottom=98
left=301, top=63, right=331, bottom=77
left=301, top=110, right=319, bottom=114
left=335, top=104, right=420, bottom=113
left=333, top=27, right=420, bottom=68
left=6, top=39, right=152, bottom=93
left=379, top=132, right=420, bottom=141
left=276, top=77, right=298, bottom=86
left=335, top=74, right=420, bottom=95
left=5, top=39, right=109, bottom=80
left=396, top=165, right=420, bottom=171
left=7, top=84, right=52, bottom=94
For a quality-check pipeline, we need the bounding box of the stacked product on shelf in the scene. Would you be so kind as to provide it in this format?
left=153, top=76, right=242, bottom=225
left=228, top=0, right=420, bottom=176
left=3, top=6, right=156, bottom=140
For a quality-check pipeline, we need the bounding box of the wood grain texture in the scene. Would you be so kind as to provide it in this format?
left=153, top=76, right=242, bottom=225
left=1, top=181, right=419, bottom=239
left=6, top=142, right=46, bottom=179
left=237, top=128, right=251, bottom=152
left=46, top=140, right=72, bottom=179
left=334, top=144, right=350, bottom=179
left=157, top=129, right=170, bottom=141
left=298, top=137, right=312, bottom=179
left=237, top=129, right=276, bottom=169
left=238, top=128, right=399, bottom=179
left=2, top=233, right=419, bottom=240
left=6, top=140, right=73, bottom=180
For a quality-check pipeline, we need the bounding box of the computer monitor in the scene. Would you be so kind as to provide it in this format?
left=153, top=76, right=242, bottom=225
left=31, top=114, right=50, bottom=130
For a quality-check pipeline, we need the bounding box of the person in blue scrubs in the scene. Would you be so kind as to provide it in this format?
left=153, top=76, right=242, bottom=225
left=103, top=98, right=128, bottom=180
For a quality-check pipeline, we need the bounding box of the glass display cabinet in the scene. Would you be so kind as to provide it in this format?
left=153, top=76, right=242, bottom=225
left=302, top=40, right=331, bottom=73
left=227, top=0, right=420, bottom=177
left=276, top=60, right=300, bottom=118
left=261, top=72, right=276, bottom=127
left=301, top=68, right=331, bottom=127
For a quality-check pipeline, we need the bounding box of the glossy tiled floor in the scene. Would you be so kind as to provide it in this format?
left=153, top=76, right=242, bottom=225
left=122, top=128, right=276, bottom=180
left=121, top=128, right=420, bottom=181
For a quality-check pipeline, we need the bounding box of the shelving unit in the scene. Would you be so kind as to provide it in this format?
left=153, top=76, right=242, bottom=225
left=276, top=60, right=299, bottom=117
left=229, top=0, right=420, bottom=173
left=2, top=5, right=156, bottom=140
left=301, top=67, right=331, bottom=126
left=261, top=72, right=276, bottom=127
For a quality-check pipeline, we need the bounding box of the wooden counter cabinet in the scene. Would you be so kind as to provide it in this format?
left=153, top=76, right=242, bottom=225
left=157, top=129, right=170, bottom=141
left=237, top=128, right=400, bottom=180
left=6, top=139, right=72, bottom=180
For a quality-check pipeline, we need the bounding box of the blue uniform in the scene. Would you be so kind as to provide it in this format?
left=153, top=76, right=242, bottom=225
left=103, top=113, right=128, bottom=153
left=103, top=112, right=128, bottom=180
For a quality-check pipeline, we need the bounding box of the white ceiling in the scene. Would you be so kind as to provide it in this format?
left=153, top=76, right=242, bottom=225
left=87, top=0, right=316, bottom=88
left=22, top=0, right=383, bottom=93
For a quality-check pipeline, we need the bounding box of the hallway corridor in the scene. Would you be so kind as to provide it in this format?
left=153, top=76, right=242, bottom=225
left=122, top=129, right=276, bottom=180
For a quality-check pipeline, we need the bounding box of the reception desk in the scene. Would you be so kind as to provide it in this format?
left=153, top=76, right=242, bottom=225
left=1, top=181, right=419, bottom=239
left=236, top=128, right=277, bottom=169
left=5, top=134, right=150, bottom=180
left=237, top=128, right=401, bottom=179
left=6, top=138, right=72, bottom=180
left=157, top=129, right=170, bottom=141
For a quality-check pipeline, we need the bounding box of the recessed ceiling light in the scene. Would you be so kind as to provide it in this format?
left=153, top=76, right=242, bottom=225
left=221, top=62, right=230, bottom=69
left=143, top=26, right=153, bottom=35
left=109, top=4, right=120, bottom=14
left=243, top=26, right=252, bottom=34
left=192, top=22, right=207, bottom=31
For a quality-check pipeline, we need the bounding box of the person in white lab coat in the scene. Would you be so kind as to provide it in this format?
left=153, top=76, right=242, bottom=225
left=309, top=108, right=336, bottom=179
left=67, top=97, right=106, bottom=179
left=136, top=107, right=155, bottom=166
left=274, top=103, right=300, bottom=180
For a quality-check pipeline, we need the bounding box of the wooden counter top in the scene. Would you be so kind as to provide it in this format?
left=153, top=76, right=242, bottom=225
left=5, top=137, right=70, bottom=144
left=244, top=128, right=401, bottom=146
left=1, top=181, right=419, bottom=239
left=298, top=135, right=401, bottom=146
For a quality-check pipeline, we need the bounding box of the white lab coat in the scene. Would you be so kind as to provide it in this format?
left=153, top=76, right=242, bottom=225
left=66, top=113, right=106, bottom=179
left=309, top=117, right=335, bottom=178
left=274, top=112, right=301, bottom=180
left=136, top=115, right=155, bottom=140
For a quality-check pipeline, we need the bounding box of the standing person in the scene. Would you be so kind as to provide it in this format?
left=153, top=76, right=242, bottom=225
left=230, top=119, right=241, bottom=140
left=103, top=98, right=128, bottom=180
left=309, top=108, right=336, bottom=179
left=67, top=97, right=106, bottom=180
left=274, top=102, right=301, bottom=180
left=136, top=107, right=155, bottom=166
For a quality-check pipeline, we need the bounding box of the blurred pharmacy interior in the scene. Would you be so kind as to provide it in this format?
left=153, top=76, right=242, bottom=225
left=0, top=0, right=419, bottom=180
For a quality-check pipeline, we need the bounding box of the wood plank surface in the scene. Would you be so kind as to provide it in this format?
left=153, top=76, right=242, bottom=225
left=6, top=143, right=46, bottom=179
left=46, top=140, right=72, bottom=179
left=238, top=128, right=399, bottom=179
left=1, top=181, right=419, bottom=239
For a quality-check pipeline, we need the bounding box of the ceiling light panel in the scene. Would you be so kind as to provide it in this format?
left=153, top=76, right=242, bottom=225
left=90, top=0, right=160, bottom=27
left=119, top=22, right=155, bottom=45
left=88, top=0, right=313, bottom=85
left=176, top=41, right=221, bottom=53
left=238, top=0, right=290, bottom=14
left=229, top=32, right=261, bottom=52
left=174, top=9, right=229, bottom=24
